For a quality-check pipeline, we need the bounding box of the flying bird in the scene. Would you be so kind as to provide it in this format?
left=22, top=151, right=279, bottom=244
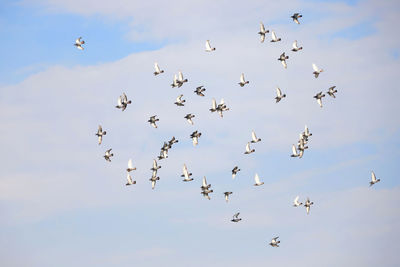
left=210, top=98, right=217, bottom=113
left=148, top=115, right=159, bottom=128
left=194, top=86, right=206, bottom=96
left=232, top=166, right=241, bottom=179
left=190, top=131, right=202, bottom=146
left=305, top=198, right=314, bottom=214
left=291, top=144, right=300, bottom=158
left=95, top=125, right=106, bottom=145
left=177, top=71, right=188, bottom=87
left=275, top=87, right=286, bottom=103
left=291, top=40, right=303, bottom=52
left=104, top=149, right=114, bottom=162
left=238, top=73, right=249, bottom=87
left=244, top=142, right=255, bottom=154
left=126, top=173, right=136, bottom=186
left=168, top=136, right=179, bottom=148
left=370, top=171, right=380, bottom=186
left=251, top=130, right=261, bottom=143
left=293, top=196, right=303, bottom=207
left=271, top=30, right=281, bottom=42
left=291, top=13, right=302, bottom=24
left=224, top=192, right=233, bottom=202
left=174, top=94, right=186, bottom=106
left=205, top=40, right=216, bottom=52
left=313, top=92, right=326, bottom=108
left=269, top=237, right=280, bottom=247
left=254, top=173, right=264, bottom=186
left=184, top=114, right=195, bottom=125
left=201, top=176, right=211, bottom=190
left=312, top=63, right=324, bottom=78
left=278, top=52, right=289, bottom=68
left=154, top=62, right=164, bottom=75
left=74, top=37, right=85, bottom=50
left=258, top=22, right=269, bottom=43
left=115, top=93, right=132, bottom=111
left=231, top=212, right=242, bottom=222
left=181, top=164, right=193, bottom=182
left=127, top=159, right=137, bottom=172
left=327, top=86, right=338, bottom=98
left=171, top=74, right=179, bottom=88
left=149, top=174, right=160, bottom=190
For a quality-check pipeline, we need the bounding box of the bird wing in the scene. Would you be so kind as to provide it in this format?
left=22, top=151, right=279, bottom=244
left=246, top=142, right=250, bottom=152
left=176, top=94, right=183, bottom=102
left=117, top=95, right=122, bottom=106
left=260, top=22, right=265, bottom=33
left=220, top=98, right=225, bottom=105
left=202, top=176, right=207, bottom=187
left=98, top=125, right=102, bottom=133
left=127, top=173, right=132, bottom=183
left=122, top=93, right=128, bottom=103
left=292, top=144, right=297, bottom=155
left=240, top=73, right=245, bottom=83
left=152, top=180, right=156, bottom=189
left=153, top=159, right=157, bottom=169
left=183, top=164, right=188, bottom=177
left=205, top=40, right=211, bottom=50
left=154, top=62, right=160, bottom=72
left=192, top=136, right=198, bottom=146
left=128, top=159, right=133, bottom=169
left=75, top=37, right=82, bottom=44
left=312, top=63, right=319, bottom=72
left=371, top=171, right=376, bottom=182
left=276, top=87, right=282, bottom=97
left=292, top=40, right=298, bottom=49
left=260, top=34, right=265, bottom=43
left=212, top=98, right=217, bottom=110
left=294, top=195, right=299, bottom=204
left=317, top=98, right=322, bottom=107
left=281, top=60, right=287, bottom=69
left=178, top=71, right=183, bottom=81
left=251, top=131, right=257, bottom=141
left=271, top=31, right=277, bottom=41
left=234, top=212, right=240, bottom=218
left=255, top=173, right=260, bottom=184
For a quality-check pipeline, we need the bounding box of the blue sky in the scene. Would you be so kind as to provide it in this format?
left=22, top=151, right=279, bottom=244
left=0, top=0, right=399, bottom=266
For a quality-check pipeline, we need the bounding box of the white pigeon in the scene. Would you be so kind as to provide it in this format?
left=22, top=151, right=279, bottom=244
left=238, top=73, right=249, bottom=87
left=205, top=40, right=216, bottom=52
left=149, top=175, right=160, bottom=190
left=271, top=31, right=281, bottom=42
left=251, top=130, right=261, bottom=143
left=244, top=142, right=255, bottom=154
left=275, top=87, right=286, bottom=103
left=313, top=92, right=326, bottom=108
left=254, top=173, right=264, bottom=186
left=291, top=13, right=302, bottom=24
left=184, top=113, right=195, bottom=125
left=292, top=40, right=303, bottom=52
left=104, top=149, right=113, bottom=162
left=201, top=176, right=211, bottom=190
left=126, top=173, right=136, bottom=186
left=209, top=98, right=217, bottom=112
left=304, top=125, right=312, bottom=138
left=174, top=94, right=185, bottom=106
left=370, top=171, right=380, bottom=186
left=312, top=63, right=324, bottom=78
left=269, top=237, right=280, bottom=247
left=127, top=159, right=137, bottom=172
left=154, top=62, right=164, bottom=75
left=171, top=74, right=179, bottom=88
left=305, top=198, right=314, bottom=214
left=291, top=144, right=300, bottom=157
left=293, top=196, right=303, bottom=207
left=181, top=164, right=193, bottom=182
left=74, top=37, right=85, bottom=50
left=177, top=71, right=188, bottom=87
left=95, top=125, right=106, bottom=145
left=258, top=22, right=269, bottom=42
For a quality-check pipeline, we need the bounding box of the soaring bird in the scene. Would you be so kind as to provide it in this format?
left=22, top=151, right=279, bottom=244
left=194, top=86, right=206, bottom=96
left=151, top=159, right=161, bottom=176
left=154, top=62, right=164, bottom=75
left=184, top=114, right=195, bottom=125
left=312, top=63, right=324, bottom=78
left=104, top=149, right=114, bottom=162
left=258, top=22, right=269, bottom=43
left=254, top=173, right=264, bottom=186
left=148, top=115, right=159, bottom=128
left=149, top=174, right=160, bottom=190
left=181, top=164, right=193, bottom=182
left=251, top=130, right=261, bottom=143
left=271, top=30, right=281, bottom=42
left=95, top=125, right=106, bottom=145
left=327, top=86, right=338, bottom=98
left=177, top=71, right=188, bottom=87
left=269, top=237, right=280, bottom=247
left=313, top=92, right=326, bottom=108
left=224, top=192, right=233, bottom=202
left=304, top=198, right=314, bottom=214
left=127, top=159, right=137, bottom=172
left=238, top=73, right=249, bottom=87
left=174, top=94, right=186, bottom=106
left=293, top=196, right=303, bottom=207
left=291, top=40, right=303, bottom=52
left=115, top=93, right=132, bottom=111
left=244, top=142, right=255, bottom=154
left=205, top=40, right=216, bottom=52
left=278, top=52, right=289, bottom=68
left=232, top=166, right=241, bottom=179
left=370, top=171, right=380, bottom=186
left=74, top=37, right=85, bottom=50
left=231, top=212, right=242, bottom=222
left=126, top=173, right=136, bottom=186
left=275, top=87, right=286, bottom=103
left=291, top=13, right=302, bottom=24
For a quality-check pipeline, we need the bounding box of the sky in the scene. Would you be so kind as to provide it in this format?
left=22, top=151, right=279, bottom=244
left=0, top=0, right=399, bottom=266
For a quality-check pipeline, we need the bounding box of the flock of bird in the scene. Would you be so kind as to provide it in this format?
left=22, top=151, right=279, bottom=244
left=81, top=12, right=381, bottom=248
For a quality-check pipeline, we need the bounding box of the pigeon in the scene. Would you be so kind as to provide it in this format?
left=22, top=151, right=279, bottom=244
left=303, top=125, right=312, bottom=138
left=201, top=190, right=213, bottom=200
left=154, top=62, right=164, bottom=75
left=181, top=164, right=193, bottom=182
left=271, top=30, right=281, bottom=42
left=291, top=144, right=300, bottom=158
left=370, top=171, right=380, bottom=186
left=210, top=98, right=217, bottom=112
left=190, top=131, right=202, bottom=146
left=127, top=159, right=137, bottom=172
left=269, top=237, right=280, bottom=247
left=74, top=37, right=85, bottom=50
left=149, top=174, right=160, bottom=190
left=171, top=74, right=179, bottom=88
left=293, top=196, right=303, bottom=207
left=297, top=138, right=308, bottom=151
left=313, top=92, right=325, bottom=108
left=126, top=173, right=136, bottom=186
left=201, top=176, right=211, bottom=190
left=168, top=136, right=179, bottom=148
left=224, top=192, right=233, bottom=202
left=278, top=52, right=289, bottom=68
left=205, top=40, right=216, bottom=52
left=254, top=173, right=264, bottom=186
left=238, top=73, right=249, bottom=87
left=95, top=125, right=106, bottom=145
left=304, top=198, right=314, bottom=214
left=327, top=86, right=337, bottom=98
left=251, top=130, right=261, bottom=143
left=158, top=149, right=168, bottom=160
left=148, top=115, right=159, bottom=128
left=151, top=159, right=161, bottom=176
left=115, top=93, right=132, bottom=111
left=184, top=113, right=195, bottom=125
left=291, top=40, right=303, bottom=52
left=177, top=71, right=188, bottom=87
left=231, top=212, right=242, bottom=222
left=104, top=149, right=114, bottom=162
left=216, top=98, right=229, bottom=117
left=244, top=142, right=255, bottom=154
left=275, top=87, right=286, bottom=103
left=194, top=86, right=206, bottom=96
left=291, top=13, right=302, bottom=24
left=258, top=22, right=269, bottom=43
left=232, top=166, right=241, bottom=179
left=312, top=63, right=324, bottom=78
left=174, top=94, right=186, bottom=106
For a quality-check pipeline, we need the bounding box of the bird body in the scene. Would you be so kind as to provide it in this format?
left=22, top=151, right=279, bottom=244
left=115, top=93, right=132, bottom=111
